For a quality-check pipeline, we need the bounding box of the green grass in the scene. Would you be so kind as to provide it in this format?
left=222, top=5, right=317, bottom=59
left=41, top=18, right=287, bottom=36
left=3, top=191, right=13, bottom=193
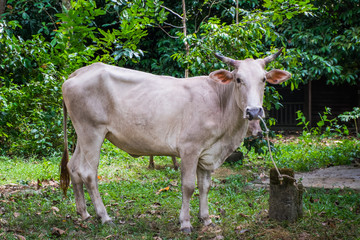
left=0, top=156, right=58, bottom=185
left=243, top=134, right=360, bottom=172
left=0, top=138, right=359, bottom=239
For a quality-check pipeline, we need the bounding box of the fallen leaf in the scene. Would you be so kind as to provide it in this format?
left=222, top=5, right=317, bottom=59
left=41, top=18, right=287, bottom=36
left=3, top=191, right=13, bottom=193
left=238, top=213, right=249, bottom=218
left=210, top=235, right=224, bottom=240
left=318, top=211, right=326, bottom=217
left=235, top=225, right=250, bottom=234
left=0, top=218, right=8, bottom=224
left=51, top=227, right=66, bottom=236
left=13, top=212, right=20, bottom=218
left=14, top=234, right=26, bottom=240
left=310, top=196, right=320, bottom=203
left=238, top=229, right=250, bottom=234
left=298, top=232, right=311, bottom=240
left=51, top=206, right=59, bottom=212
left=259, top=172, right=266, bottom=178
left=79, top=223, right=88, bottom=229
left=135, top=214, right=147, bottom=219
left=151, top=202, right=161, bottom=208
left=170, top=180, right=178, bottom=186
left=218, top=208, right=226, bottom=217
left=156, top=186, right=170, bottom=195
left=322, top=219, right=336, bottom=228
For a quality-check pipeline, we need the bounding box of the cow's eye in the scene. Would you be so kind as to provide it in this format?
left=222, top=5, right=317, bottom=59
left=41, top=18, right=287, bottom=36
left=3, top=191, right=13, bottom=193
left=262, top=77, right=266, bottom=83
left=236, top=78, right=242, bottom=84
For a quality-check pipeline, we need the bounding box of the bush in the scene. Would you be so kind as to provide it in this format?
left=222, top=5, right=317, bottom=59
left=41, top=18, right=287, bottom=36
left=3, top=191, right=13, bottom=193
left=0, top=0, right=166, bottom=157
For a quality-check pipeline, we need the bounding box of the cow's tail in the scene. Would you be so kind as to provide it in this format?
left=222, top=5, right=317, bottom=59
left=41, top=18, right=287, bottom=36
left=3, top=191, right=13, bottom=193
left=60, top=100, right=70, bottom=197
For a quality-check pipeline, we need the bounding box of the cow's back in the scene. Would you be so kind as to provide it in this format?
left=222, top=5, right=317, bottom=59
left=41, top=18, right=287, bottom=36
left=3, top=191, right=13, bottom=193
left=62, top=63, right=221, bottom=157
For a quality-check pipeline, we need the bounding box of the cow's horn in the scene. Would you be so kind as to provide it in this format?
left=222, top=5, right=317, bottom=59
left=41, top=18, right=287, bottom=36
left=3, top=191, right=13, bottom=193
left=263, top=47, right=284, bottom=65
left=215, top=52, right=237, bottom=67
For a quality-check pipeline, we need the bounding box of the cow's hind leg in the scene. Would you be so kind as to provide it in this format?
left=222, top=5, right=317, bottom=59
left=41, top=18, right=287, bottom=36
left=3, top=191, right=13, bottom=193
left=197, top=167, right=212, bottom=226
left=68, top=146, right=91, bottom=220
left=148, top=156, right=155, bottom=169
left=68, top=130, right=112, bottom=224
left=171, top=156, right=179, bottom=170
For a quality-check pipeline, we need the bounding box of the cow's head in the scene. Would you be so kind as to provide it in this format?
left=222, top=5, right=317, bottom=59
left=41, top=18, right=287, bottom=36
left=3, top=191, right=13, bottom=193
left=210, top=48, right=291, bottom=120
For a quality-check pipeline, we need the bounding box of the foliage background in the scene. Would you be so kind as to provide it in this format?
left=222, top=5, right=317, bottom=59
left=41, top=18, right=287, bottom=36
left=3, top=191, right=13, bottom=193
left=0, top=0, right=359, bottom=157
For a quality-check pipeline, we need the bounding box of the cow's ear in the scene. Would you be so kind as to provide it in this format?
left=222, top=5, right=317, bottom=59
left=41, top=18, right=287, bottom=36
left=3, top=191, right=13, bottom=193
left=266, top=69, right=291, bottom=84
left=209, top=70, right=234, bottom=84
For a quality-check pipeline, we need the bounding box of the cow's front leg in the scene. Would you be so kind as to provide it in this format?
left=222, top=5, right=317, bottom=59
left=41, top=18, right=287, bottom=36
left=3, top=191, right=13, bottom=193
left=179, top=157, right=198, bottom=233
left=197, top=167, right=212, bottom=226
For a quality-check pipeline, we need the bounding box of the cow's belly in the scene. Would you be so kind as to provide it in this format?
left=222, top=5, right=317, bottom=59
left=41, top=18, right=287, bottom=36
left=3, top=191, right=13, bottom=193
left=105, top=130, right=178, bottom=157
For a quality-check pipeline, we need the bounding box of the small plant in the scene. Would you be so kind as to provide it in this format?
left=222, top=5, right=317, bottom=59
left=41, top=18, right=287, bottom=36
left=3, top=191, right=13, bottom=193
left=296, top=110, right=310, bottom=133
left=296, top=108, right=348, bottom=137
left=338, top=107, right=360, bottom=135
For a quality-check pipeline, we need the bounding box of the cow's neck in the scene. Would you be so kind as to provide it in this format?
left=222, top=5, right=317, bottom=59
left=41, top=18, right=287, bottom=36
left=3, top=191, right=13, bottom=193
left=214, top=82, right=248, bottom=147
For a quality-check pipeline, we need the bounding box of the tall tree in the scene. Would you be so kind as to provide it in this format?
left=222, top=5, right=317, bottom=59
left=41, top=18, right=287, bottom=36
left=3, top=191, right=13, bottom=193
left=182, top=0, right=189, bottom=78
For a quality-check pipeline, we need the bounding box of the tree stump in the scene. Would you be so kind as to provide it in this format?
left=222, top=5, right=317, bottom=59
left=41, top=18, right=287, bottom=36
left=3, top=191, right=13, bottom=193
left=269, top=168, right=303, bottom=222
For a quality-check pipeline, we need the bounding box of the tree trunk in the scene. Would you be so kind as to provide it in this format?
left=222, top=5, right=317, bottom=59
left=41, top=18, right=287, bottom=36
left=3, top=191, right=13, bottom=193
left=235, top=0, right=238, bottom=24
left=0, top=0, right=6, bottom=17
left=182, top=0, right=189, bottom=78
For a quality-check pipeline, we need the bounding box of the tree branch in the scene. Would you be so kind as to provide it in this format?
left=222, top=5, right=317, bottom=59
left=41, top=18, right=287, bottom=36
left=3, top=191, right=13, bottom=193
left=163, top=22, right=184, bottom=29
left=160, top=5, right=183, bottom=19
left=157, top=24, right=179, bottom=39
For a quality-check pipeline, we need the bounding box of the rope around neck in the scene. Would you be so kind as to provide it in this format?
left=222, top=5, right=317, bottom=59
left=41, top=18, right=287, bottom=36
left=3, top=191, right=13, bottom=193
left=258, top=116, right=297, bottom=184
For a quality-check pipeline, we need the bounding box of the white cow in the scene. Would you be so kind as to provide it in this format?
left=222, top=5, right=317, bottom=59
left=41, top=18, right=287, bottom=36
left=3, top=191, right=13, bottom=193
left=60, top=49, right=291, bottom=232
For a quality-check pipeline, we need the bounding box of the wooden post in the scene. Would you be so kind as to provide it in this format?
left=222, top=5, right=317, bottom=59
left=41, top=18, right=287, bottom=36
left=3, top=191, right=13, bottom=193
left=269, top=168, right=303, bottom=222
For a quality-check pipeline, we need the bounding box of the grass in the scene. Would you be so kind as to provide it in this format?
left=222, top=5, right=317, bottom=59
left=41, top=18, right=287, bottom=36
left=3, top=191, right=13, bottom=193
left=0, top=136, right=359, bottom=239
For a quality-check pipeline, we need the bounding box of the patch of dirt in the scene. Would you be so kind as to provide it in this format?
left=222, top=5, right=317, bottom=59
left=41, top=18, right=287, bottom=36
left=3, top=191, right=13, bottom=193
left=212, top=167, right=247, bottom=180
left=257, top=164, right=360, bottom=190
left=295, top=165, right=360, bottom=190
left=0, top=180, right=59, bottom=197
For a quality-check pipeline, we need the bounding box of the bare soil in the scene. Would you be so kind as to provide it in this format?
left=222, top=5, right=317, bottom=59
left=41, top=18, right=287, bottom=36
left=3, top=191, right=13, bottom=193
left=295, top=165, right=360, bottom=190
left=213, top=162, right=360, bottom=190
left=252, top=164, right=360, bottom=190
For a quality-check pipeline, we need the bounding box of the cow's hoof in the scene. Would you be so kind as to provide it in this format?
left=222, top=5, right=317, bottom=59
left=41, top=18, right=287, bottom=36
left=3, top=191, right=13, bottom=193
left=104, top=220, right=116, bottom=227
left=181, top=227, right=192, bottom=234
left=83, top=215, right=92, bottom=221
left=77, top=211, right=91, bottom=221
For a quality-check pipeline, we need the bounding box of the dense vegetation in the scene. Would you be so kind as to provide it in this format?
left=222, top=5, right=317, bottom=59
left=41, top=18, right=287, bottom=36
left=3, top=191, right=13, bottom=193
left=1, top=0, right=359, bottom=156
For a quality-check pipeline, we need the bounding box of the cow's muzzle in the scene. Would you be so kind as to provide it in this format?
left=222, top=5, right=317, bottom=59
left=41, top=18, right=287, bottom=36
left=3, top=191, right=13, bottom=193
left=246, top=107, right=264, bottom=120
